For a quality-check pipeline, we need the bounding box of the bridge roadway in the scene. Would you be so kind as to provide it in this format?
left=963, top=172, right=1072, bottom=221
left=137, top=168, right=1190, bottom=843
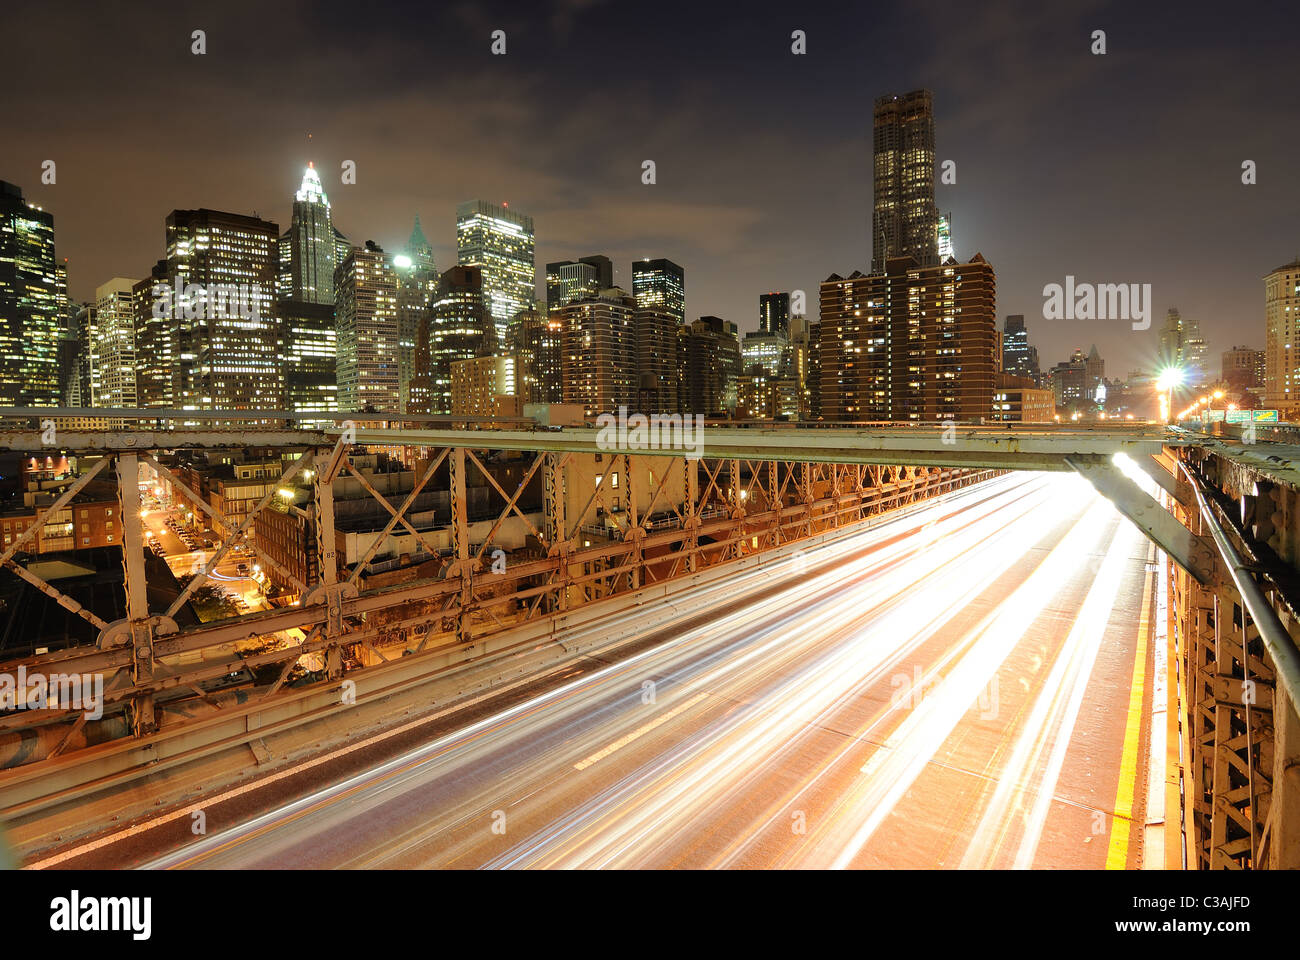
left=29, top=471, right=1159, bottom=869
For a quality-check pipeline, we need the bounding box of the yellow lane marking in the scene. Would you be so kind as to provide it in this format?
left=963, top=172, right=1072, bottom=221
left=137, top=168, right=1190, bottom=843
left=1106, top=559, right=1152, bottom=869
left=574, top=693, right=709, bottom=771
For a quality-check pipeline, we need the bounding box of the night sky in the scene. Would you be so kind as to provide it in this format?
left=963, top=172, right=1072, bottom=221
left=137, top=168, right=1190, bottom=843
left=5, top=0, right=1297, bottom=378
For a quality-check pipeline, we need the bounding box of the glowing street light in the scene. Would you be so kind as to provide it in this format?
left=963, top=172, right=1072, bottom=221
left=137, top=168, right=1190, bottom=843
left=1156, top=367, right=1186, bottom=424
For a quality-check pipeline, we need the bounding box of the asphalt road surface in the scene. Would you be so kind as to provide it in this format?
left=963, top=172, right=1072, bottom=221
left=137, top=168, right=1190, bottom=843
left=136, top=470, right=1156, bottom=869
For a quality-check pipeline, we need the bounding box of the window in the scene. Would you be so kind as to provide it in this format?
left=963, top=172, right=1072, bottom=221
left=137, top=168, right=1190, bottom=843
left=82, top=537, right=89, bottom=545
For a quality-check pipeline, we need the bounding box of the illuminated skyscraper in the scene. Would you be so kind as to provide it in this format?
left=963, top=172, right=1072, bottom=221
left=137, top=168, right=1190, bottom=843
left=94, top=278, right=138, bottom=411
left=455, top=200, right=535, bottom=349
left=411, top=265, right=494, bottom=414
left=280, top=299, right=336, bottom=417
left=631, top=258, right=685, bottom=327
left=872, top=90, right=940, bottom=272
left=335, top=242, right=400, bottom=413
left=679, top=315, right=740, bottom=417
left=1160, top=308, right=1209, bottom=385
left=0, top=181, right=62, bottom=407
left=395, top=216, right=438, bottom=413
left=133, top=260, right=174, bottom=411
left=284, top=163, right=338, bottom=305
left=742, top=330, right=790, bottom=379
left=74, top=303, right=98, bottom=409
left=546, top=256, right=613, bottom=312
left=163, top=208, right=280, bottom=412
left=759, top=292, right=789, bottom=337
left=938, top=212, right=954, bottom=261
left=1001, top=314, right=1039, bottom=381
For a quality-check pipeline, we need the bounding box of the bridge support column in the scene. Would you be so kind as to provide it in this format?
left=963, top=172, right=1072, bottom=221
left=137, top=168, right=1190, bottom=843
left=450, top=446, right=473, bottom=645
left=313, top=450, right=345, bottom=680
left=683, top=457, right=699, bottom=574
left=118, top=453, right=156, bottom=736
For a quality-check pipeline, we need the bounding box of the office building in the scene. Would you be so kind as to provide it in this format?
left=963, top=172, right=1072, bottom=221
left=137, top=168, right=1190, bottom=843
left=93, top=278, right=138, bottom=411
left=759, top=292, right=790, bottom=337
left=1001, top=315, right=1040, bottom=382
left=335, top=242, right=399, bottom=413
left=455, top=200, right=535, bottom=348
left=0, top=181, right=61, bottom=406
left=162, top=207, right=280, bottom=412
left=412, top=265, right=494, bottom=415
left=679, top=316, right=740, bottom=418
left=631, top=258, right=685, bottom=327
left=132, top=260, right=174, bottom=410
left=546, top=256, right=613, bottom=312
left=872, top=91, right=940, bottom=272
left=395, top=218, right=438, bottom=413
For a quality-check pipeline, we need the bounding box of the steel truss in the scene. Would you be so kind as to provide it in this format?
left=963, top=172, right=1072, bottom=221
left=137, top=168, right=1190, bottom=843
left=0, top=431, right=995, bottom=779
left=1167, top=455, right=1300, bottom=869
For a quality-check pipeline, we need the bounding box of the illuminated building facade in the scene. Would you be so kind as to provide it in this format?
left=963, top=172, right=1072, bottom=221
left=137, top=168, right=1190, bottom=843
left=74, top=303, right=98, bottom=408
left=938, top=212, right=954, bottom=262
left=819, top=254, right=996, bottom=422
left=335, top=242, right=400, bottom=413
left=992, top=373, right=1055, bottom=422
left=412, top=265, right=494, bottom=414
left=455, top=200, right=536, bottom=348
left=759, top=292, right=789, bottom=337
left=508, top=306, right=564, bottom=404
left=163, top=208, right=280, bottom=412
left=678, top=316, right=739, bottom=417
left=280, top=300, right=336, bottom=416
left=742, top=330, right=790, bottom=379
left=546, top=256, right=613, bottom=312
left=1001, top=314, right=1039, bottom=382
left=395, top=216, right=438, bottom=413
left=0, top=181, right=62, bottom=407
left=132, top=260, right=174, bottom=410
left=94, top=278, right=138, bottom=411
left=872, top=91, right=940, bottom=272
left=561, top=288, right=637, bottom=417
left=450, top=354, right=518, bottom=416
left=635, top=304, right=679, bottom=414
left=631, top=258, right=685, bottom=327
left=1265, top=259, right=1300, bottom=413
left=285, top=163, right=338, bottom=305
left=1222, top=345, right=1265, bottom=391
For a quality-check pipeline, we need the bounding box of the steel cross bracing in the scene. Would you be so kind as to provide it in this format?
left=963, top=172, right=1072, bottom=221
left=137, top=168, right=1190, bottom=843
left=0, top=418, right=1000, bottom=811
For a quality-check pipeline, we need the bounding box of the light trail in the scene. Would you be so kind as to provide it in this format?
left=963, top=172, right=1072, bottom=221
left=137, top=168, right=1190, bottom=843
left=131, top=471, right=1154, bottom=870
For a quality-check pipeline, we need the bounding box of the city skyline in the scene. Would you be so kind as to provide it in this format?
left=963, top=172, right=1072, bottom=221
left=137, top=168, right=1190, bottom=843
left=4, top=2, right=1296, bottom=376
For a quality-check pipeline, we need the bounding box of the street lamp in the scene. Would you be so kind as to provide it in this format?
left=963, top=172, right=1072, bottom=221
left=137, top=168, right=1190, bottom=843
left=1156, top=367, right=1186, bottom=423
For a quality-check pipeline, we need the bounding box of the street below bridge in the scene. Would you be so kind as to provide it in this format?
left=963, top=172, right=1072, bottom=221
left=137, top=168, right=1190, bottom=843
left=36, top=472, right=1159, bottom=869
